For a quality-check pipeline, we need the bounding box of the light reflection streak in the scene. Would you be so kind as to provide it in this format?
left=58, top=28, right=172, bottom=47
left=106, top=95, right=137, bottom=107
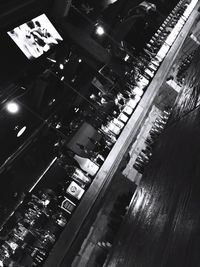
left=29, top=157, right=57, bottom=192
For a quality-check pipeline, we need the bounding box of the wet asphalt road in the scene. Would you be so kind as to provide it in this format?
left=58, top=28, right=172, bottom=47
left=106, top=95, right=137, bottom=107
left=104, top=101, right=200, bottom=266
